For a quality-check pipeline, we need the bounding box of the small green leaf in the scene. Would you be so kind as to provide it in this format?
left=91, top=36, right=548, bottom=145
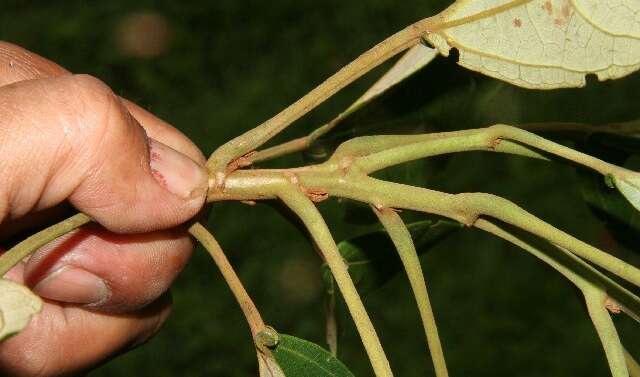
left=0, top=279, right=43, bottom=341
left=332, top=219, right=461, bottom=296
left=577, top=132, right=640, bottom=251
left=270, top=334, right=354, bottom=377
left=614, top=175, right=640, bottom=212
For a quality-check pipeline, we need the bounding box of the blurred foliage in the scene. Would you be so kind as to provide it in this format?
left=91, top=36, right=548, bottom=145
left=2, top=1, right=640, bottom=376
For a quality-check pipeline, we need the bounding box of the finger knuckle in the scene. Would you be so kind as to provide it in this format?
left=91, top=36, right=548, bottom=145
left=69, top=74, right=122, bottom=127
left=61, top=74, right=133, bottom=155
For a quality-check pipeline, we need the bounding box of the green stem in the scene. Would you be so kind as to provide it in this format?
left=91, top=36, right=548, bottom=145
left=373, top=207, right=449, bottom=377
left=206, top=17, right=437, bottom=182
left=188, top=222, right=266, bottom=336
left=252, top=115, right=640, bottom=165
left=278, top=188, right=393, bottom=377
left=475, top=219, right=634, bottom=377
left=584, top=287, right=629, bottom=377
left=454, top=192, right=640, bottom=288
left=251, top=136, right=311, bottom=164
left=324, top=277, right=339, bottom=355
left=474, top=219, right=640, bottom=324
left=188, top=224, right=284, bottom=377
left=626, top=348, right=640, bottom=377
left=352, top=125, right=629, bottom=176
left=0, top=213, right=92, bottom=276
left=215, top=164, right=640, bottom=289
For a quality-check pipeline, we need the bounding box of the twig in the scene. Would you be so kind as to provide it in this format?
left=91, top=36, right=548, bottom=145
left=374, top=207, right=449, bottom=377
left=278, top=188, right=393, bottom=377
left=625, top=347, right=640, bottom=377
left=188, top=222, right=266, bottom=336
left=584, top=288, right=628, bottom=377
left=475, top=219, right=631, bottom=377
left=0, top=213, right=92, bottom=276
left=206, top=17, right=437, bottom=183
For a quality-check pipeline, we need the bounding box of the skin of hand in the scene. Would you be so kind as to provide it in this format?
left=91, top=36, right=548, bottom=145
left=0, top=41, right=210, bottom=376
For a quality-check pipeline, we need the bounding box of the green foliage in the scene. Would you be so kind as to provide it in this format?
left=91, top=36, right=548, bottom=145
left=271, top=334, right=354, bottom=377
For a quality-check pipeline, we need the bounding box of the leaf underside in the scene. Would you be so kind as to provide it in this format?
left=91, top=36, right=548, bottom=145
left=0, top=279, right=42, bottom=341
left=428, top=0, right=640, bottom=89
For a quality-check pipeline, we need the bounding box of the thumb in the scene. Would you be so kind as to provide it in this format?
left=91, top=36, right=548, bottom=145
left=0, top=74, right=208, bottom=233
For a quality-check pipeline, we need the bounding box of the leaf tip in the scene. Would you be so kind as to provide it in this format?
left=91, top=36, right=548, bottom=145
left=613, top=175, right=640, bottom=212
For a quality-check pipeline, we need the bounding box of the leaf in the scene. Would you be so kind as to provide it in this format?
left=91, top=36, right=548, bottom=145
left=614, top=175, right=640, bottom=212
left=0, top=279, right=42, bottom=341
left=580, top=170, right=640, bottom=251
left=270, top=334, right=354, bottom=377
left=331, top=219, right=462, bottom=296
left=426, top=0, right=640, bottom=89
left=308, top=52, right=473, bottom=159
left=576, top=132, right=640, bottom=251
left=351, top=43, right=438, bottom=109
left=304, top=44, right=442, bottom=164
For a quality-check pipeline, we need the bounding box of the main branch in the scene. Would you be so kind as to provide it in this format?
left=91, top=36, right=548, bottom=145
left=206, top=17, right=437, bottom=186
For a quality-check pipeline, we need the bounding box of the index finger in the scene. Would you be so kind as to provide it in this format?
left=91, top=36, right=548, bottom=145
left=0, top=41, right=68, bottom=86
left=0, top=40, right=205, bottom=164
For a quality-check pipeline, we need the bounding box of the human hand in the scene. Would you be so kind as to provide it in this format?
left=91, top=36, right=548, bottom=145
left=0, top=42, right=209, bottom=376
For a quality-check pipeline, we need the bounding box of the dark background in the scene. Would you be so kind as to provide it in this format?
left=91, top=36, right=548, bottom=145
left=2, top=1, right=640, bottom=376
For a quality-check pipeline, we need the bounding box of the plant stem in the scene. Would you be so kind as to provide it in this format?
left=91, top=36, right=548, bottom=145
left=584, top=287, right=629, bottom=377
left=279, top=188, right=393, bottom=377
left=188, top=222, right=266, bottom=336
left=474, top=220, right=640, bottom=324
left=251, top=136, right=311, bottom=164
left=352, top=125, right=629, bottom=176
left=476, top=219, right=635, bottom=377
left=374, top=207, right=449, bottom=377
left=214, top=161, right=640, bottom=289
left=206, top=17, right=436, bottom=182
left=0, top=213, right=91, bottom=276
left=626, top=348, right=640, bottom=377
left=252, top=118, right=640, bottom=166
left=250, top=44, right=440, bottom=164
left=324, top=275, right=339, bottom=355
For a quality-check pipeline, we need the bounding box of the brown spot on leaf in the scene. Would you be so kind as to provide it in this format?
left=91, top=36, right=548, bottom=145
left=513, top=18, right=522, bottom=28
left=553, top=1, right=572, bottom=27
left=543, top=1, right=553, bottom=16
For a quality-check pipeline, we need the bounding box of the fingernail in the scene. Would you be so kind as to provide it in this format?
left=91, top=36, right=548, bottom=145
left=148, top=139, right=208, bottom=200
left=33, top=266, right=110, bottom=305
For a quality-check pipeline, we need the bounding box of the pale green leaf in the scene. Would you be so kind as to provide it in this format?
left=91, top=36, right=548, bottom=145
left=426, top=0, right=640, bottom=89
left=352, top=43, right=438, bottom=109
left=614, top=175, right=640, bottom=212
left=0, top=279, right=42, bottom=341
